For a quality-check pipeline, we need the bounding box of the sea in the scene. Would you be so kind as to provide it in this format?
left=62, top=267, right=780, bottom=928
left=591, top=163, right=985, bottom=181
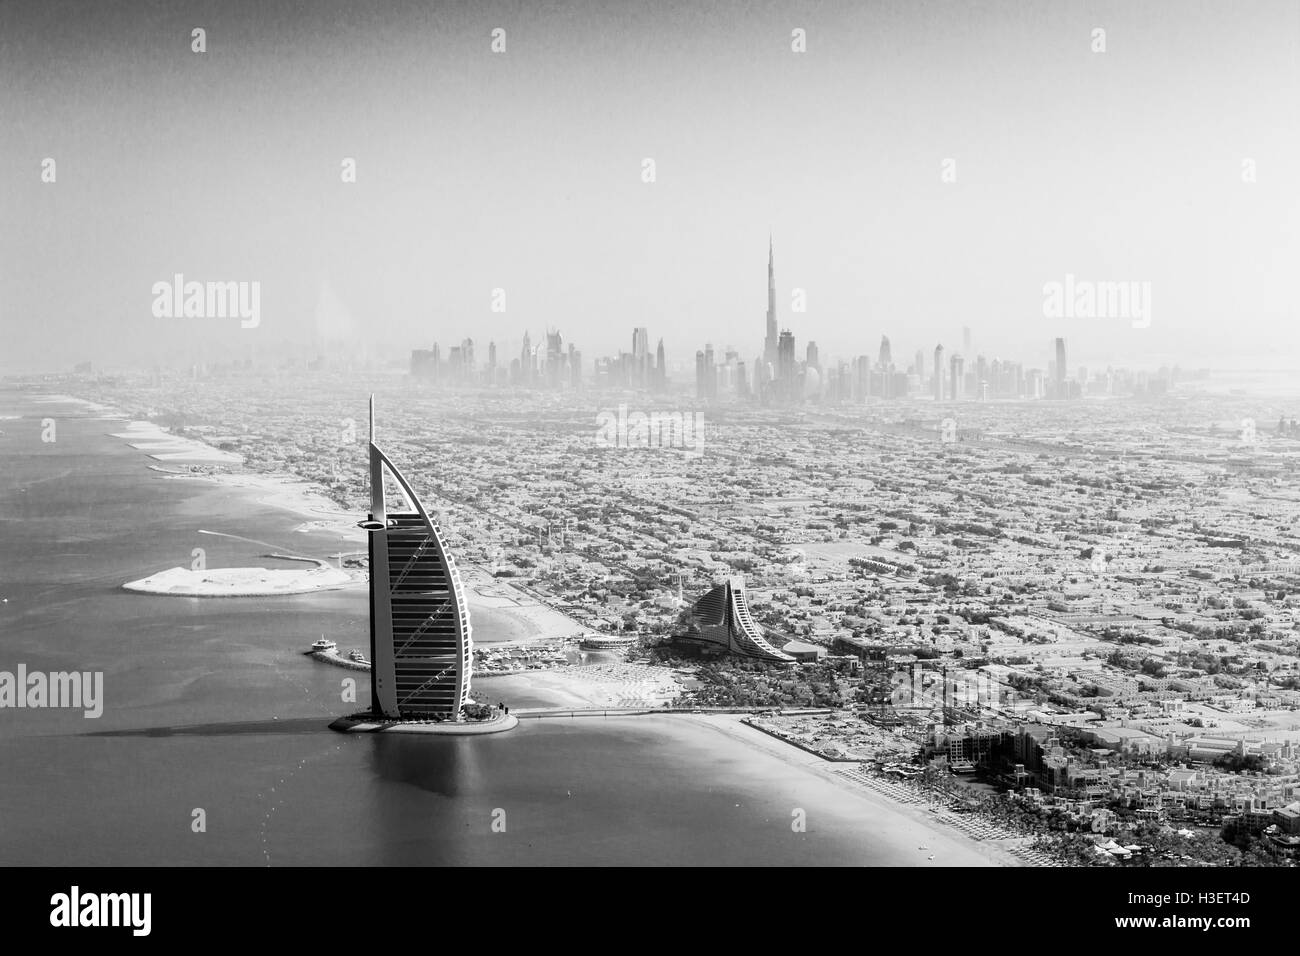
left=0, top=389, right=982, bottom=866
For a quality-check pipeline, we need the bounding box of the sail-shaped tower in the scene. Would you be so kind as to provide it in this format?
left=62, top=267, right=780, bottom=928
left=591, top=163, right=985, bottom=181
left=361, top=396, right=473, bottom=719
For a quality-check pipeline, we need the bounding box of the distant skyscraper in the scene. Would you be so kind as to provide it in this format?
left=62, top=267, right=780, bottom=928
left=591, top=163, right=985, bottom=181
left=696, top=348, right=716, bottom=402
left=1028, top=368, right=1045, bottom=399
left=361, top=396, right=472, bottom=720
left=656, top=338, right=666, bottom=388
left=933, top=344, right=945, bottom=401
left=545, top=330, right=565, bottom=388
left=569, top=343, right=582, bottom=387
left=764, top=236, right=778, bottom=368
left=777, top=329, right=796, bottom=403
left=410, top=348, right=436, bottom=379
left=950, top=354, right=964, bottom=401
left=877, top=336, right=894, bottom=399
left=1054, top=337, right=1067, bottom=399
left=806, top=341, right=820, bottom=370
left=632, top=327, right=650, bottom=387
left=459, top=338, right=475, bottom=382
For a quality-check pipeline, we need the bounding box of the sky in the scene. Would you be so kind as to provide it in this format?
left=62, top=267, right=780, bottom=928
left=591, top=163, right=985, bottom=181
left=2, top=0, right=1297, bottom=374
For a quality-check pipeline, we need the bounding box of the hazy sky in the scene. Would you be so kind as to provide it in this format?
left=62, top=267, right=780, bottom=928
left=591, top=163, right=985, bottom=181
left=2, top=0, right=1297, bottom=374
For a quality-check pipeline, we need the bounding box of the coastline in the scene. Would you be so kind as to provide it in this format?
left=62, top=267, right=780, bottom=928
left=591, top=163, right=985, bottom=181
left=159, top=469, right=364, bottom=543
left=51, top=389, right=1018, bottom=865
left=22, top=394, right=596, bottom=640
left=72, top=403, right=586, bottom=643
left=478, top=665, right=1026, bottom=865
left=477, top=662, right=683, bottom=709
left=681, top=713, right=1026, bottom=866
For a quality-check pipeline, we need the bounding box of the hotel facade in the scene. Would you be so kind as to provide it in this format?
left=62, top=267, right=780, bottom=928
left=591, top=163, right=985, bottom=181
left=362, top=398, right=473, bottom=719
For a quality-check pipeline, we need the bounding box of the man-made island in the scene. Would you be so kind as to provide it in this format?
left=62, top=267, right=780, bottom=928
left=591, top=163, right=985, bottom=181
left=123, top=559, right=355, bottom=597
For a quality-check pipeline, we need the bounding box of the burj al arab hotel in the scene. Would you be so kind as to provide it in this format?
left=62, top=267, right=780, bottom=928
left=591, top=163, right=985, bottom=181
left=359, top=396, right=473, bottom=720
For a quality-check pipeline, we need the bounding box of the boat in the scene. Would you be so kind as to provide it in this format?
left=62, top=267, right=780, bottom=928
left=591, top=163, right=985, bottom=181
left=348, top=648, right=369, bottom=664
left=311, top=638, right=338, bottom=653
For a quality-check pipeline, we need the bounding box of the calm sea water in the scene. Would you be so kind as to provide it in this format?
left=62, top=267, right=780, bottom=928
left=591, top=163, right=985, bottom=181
left=0, top=391, right=975, bottom=866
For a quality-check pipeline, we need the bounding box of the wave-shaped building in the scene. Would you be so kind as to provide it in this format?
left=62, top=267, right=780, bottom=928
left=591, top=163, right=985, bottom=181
left=361, top=397, right=473, bottom=719
left=678, top=576, right=794, bottom=663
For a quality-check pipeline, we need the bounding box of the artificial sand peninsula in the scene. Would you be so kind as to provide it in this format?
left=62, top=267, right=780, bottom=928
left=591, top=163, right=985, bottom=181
left=124, top=562, right=355, bottom=597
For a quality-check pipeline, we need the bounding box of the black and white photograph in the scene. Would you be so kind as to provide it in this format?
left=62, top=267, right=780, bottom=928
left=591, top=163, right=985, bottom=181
left=0, top=0, right=1296, bottom=932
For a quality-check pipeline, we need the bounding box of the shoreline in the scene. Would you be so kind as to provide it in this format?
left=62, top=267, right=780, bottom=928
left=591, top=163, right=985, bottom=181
left=476, top=662, right=684, bottom=709
left=42, top=389, right=1019, bottom=865
left=62, top=401, right=591, bottom=643
left=158, top=468, right=364, bottom=543
left=477, top=667, right=1025, bottom=865
left=681, top=713, right=1026, bottom=866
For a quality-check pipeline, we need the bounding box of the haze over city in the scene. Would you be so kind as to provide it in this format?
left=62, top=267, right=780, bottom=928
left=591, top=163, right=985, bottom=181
left=3, top=0, right=1297, bottom=375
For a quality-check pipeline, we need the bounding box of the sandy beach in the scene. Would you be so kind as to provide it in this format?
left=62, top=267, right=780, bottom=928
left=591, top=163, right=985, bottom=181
left=111, top=421, right=245, bottom=463
left=98, top=413, right=591, bottom=642
left=683, top=713, right=1023, bottom=866
left=160, top=468, right=361, bottom=540
left=461, top=568, right=589, bottom=644
left=29, top=393, right=124, bottom=417
left=480, top=662, right=684, bottom=708
left=479, top=668, right=1026, bottom=865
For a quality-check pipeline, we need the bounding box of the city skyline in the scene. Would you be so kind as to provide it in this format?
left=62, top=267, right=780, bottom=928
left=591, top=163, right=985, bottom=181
left=406, top=237, right=1244, bottom=402
left=4, top=0, right=1298, bottom=375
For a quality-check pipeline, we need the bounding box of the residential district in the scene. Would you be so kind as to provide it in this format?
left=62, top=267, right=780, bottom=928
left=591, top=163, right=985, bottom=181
left=36, top=355, right=1300, bottom=867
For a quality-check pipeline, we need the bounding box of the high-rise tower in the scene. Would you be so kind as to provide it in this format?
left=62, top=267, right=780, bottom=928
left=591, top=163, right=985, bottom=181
left=764, top=236, right=778, bottom=368
left=632, top=327, right=650, bottom=387
left=360, top=396, right=472, bottom=720
left=777, top=329, right=796, bottom=403
left=1054, top=337, right=1067, bottom=399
